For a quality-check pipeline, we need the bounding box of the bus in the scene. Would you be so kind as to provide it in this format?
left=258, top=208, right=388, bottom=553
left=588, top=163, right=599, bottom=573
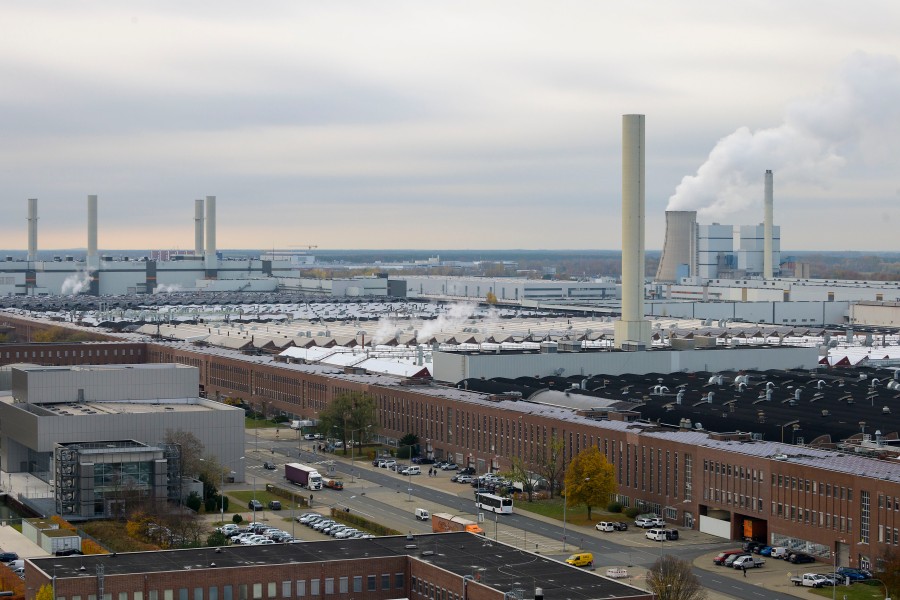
left=475, top=492, right=513, bottom=514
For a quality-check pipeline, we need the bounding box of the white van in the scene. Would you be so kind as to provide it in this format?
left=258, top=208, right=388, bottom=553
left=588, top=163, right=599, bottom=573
left=403, top=466, right=421, bottom=476
left=595, top=522, right=615, bottom=532
left=645, top=529, right=667, bottom=541
left=414, top=508, right=430, bottom=521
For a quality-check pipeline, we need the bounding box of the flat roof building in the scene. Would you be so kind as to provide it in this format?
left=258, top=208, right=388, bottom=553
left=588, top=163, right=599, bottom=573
left=27, top=533, right=652, bottom=600
left=0, top=363, right=244, bottom=489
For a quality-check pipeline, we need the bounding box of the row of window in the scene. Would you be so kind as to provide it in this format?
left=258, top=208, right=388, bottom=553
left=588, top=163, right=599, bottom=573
left=411, top=575, right=459, bottom=600
left=58, top=573, right=406, bottom=600
left=772, top=475, right=853, bottom=500
left=2, top=348, right=139, bottom=359
left=704, top=460, right=765, bottom=483
left=705, top=489, right=764, bottom=511
left=771, top=502, right=853, bottom=533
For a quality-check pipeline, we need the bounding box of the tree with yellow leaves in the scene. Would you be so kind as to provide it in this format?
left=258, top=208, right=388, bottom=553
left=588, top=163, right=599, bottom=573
left=563, top=446, right=616, bottom=520
left=36, top=584, right=54, bottom=600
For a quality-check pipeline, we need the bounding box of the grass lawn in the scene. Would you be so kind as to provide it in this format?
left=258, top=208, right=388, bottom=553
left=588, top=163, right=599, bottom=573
left=809, top=581, right=887, bottom=600
left=245, top=417, right=281, bottom=429
left=513, top=496, right=628, bottom=527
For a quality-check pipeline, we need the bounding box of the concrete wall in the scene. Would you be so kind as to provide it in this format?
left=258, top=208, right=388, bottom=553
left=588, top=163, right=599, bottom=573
left=0, top=399, right=245, bottom=481
left=646, top=300, right=849, bottom=326
left=432, top=346, right=820, bottom=382
left=12, top=364, right=197, bottom=403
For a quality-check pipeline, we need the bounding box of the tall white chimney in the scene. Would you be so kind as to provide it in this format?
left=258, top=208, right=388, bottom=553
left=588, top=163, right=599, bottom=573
left=27, top=198, right=38, bottom=262
left=614, top=114, right=652, bottom=350
left=205, top=195, right=217, bottom=272
left=87, top=194, right=99, bottom=270
left=763, top=169, right=774, bottom=280
left=194, top=198, right=205, bottom=256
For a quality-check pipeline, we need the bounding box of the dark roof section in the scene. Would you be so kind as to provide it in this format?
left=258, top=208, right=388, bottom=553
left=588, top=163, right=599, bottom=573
left=32, top=533, right=648, bottom=600
left=465, top=367, right=900, bottom=445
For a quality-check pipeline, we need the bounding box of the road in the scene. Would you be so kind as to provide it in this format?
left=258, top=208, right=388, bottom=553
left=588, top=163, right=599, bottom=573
left=242, top=430, right=802, bottom=600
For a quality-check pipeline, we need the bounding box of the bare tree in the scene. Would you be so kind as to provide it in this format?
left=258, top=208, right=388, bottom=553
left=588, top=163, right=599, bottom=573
left=536, top=433, right=564, bottom=498
left=165, top=429, right=206, bottom=477
left=646, top=556, right=707, bottom=600
left=503, top=458, right=536, bottom=502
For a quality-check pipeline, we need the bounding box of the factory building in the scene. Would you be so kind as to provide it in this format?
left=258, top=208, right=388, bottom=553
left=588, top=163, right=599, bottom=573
left=0, top=363, right=245, bottom=487
left=657, top=171, right=781, bottom=282
left=27, top=532, right=653, bottom=600
left=397, top=276, right=616, bottom=303
left=0, top=196, right=298, bottom=296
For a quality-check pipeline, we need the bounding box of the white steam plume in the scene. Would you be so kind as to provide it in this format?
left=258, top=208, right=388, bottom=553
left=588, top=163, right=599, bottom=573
left=371, top=302, right=479, bottom=345
left=415, top=302, right=478, bottom=343
left=154, top=284, right=183, bottom=293
left=61, top=269, right=92, bottom=294
left=668, top=53, right=900, bottom=217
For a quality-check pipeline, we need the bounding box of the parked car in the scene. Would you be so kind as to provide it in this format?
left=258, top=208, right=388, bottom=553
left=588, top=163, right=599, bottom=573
left=758, top=546, right=773, bottom=556
left=714, top=550, right=743, bottom=565
left=268, top=500, right=282, bottom=510
left=0, top=553, right=18, bottom=563
left=595, top=522, right=616, bottom=532
left=441, top=462, right=458, bottom=471
left=789, top=553, right=816, bottom=564
left=770, top=546, right=789, bottom=559
left=723, top=553, right=749, bottom=568
left=663, top=528, right=679, bottom=540
left=742, top=540, right=764, bottom=553
left=248, top=499, right=263, bottom=510
left=381, top=460, right=396, bottom=469
left=452, top=474, right=474, bottom=484
left=837, top=567, right=871, bottom=581
left=459, top=467, right=476, bottom=475
left=732, top=555, right=765, bottom=569
left=263, top=462, right=276, bottom=470
left=611, top=521, right=628, bottom=531
left=634, top=516, right=664, bottom=528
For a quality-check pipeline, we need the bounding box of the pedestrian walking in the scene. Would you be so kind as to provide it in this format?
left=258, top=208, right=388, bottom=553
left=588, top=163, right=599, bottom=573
left=742, top=565, right=747, bottom=578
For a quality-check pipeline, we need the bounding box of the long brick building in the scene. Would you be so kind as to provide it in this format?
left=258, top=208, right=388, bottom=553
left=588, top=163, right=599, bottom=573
left=1, top=315, right=899, bottom=571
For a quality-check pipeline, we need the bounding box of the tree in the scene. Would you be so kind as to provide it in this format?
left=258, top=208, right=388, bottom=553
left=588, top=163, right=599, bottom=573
left=317, top=392, right=378, bottom=455
left=207, top=531, right=228, bottom=547
left=398, top=433, right=419, bottom=459
left=185, top=492, right=202, bottom=512
left=35, top=584, right=54, bottom=600
left=646, top=555, right=706, bottom=600
left=486, top=291, right=498, bottom=304
left=502, top=458, right=536, bottom=502
left=564, top=446, right=616, bottom=520
left=874, top=546, right=900, bottom=599
left=165, top=429, right=208, bottom=479
left=536, top=433, right=565, bottom=498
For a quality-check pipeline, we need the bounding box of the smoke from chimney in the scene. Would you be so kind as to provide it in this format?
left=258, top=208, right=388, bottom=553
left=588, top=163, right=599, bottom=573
left=667, top=53, right=900, bottom=219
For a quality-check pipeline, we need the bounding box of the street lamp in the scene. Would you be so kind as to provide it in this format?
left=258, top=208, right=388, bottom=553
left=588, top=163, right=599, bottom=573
left=350, top=425, right=372, bottom=483
left=562, top=474, right=588, bottom=552
left=866, top=578, right=891, bottom=600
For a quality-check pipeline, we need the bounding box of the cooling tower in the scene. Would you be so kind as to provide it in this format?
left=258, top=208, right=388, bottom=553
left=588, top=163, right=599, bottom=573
left=656, top=210, right=697, bottom=282
left=27, top=198, right=38, bottom=261
left=614, top=114, right=652, bottom=350
left=764, top=170, right=774, bottom=279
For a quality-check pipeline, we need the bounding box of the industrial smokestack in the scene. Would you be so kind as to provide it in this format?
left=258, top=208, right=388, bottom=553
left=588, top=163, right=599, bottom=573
left=205, top=195, right=217, bottom=273
left=194, top=198, right=205, bottom=256
left=763, top=169, right=774, bottom=279
left=614, top=114, right=652, bottom=350
left=87, top=194, right=99, bottom=270
left=27, top=198, right=38, bottom=262
left=656, top=210, right=697, bottom=282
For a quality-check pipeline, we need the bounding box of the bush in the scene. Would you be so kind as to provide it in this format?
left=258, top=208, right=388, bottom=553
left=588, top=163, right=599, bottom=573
left=272, top=415, right=290, bottom=423
left=624, top=507, right=641, bottom=518
left=232, top=514, right=243, bottom=524
left=207, top=531, right=228, bottom=547
left=204, top=497, right=217, bottom=512
left=607, top=502, right=623, bottom=513
left=186, top=492, right=202, bottom=512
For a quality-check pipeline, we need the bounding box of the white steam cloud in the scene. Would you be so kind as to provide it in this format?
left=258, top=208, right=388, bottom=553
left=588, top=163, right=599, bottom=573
left=154, top=284, right=184, bottom=293
left=61, top=269, right=92, bottom=294
left=668, top=52, right=900, bottom=217
left=371, top=302, right=480, bottom=345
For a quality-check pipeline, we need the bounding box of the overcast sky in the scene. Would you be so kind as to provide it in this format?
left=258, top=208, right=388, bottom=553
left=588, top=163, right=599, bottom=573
left=2, top=1, right=899, bottom=252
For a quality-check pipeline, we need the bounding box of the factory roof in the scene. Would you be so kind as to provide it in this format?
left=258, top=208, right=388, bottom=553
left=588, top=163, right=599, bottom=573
left=32, top=533, right=649, bottom=600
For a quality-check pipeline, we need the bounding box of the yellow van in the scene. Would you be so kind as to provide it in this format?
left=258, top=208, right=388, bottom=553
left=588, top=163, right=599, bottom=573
left=564, top=552, right=594, bottom=567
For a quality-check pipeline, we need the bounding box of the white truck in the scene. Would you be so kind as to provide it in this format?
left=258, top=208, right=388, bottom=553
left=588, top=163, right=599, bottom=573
left=732, top=555, right=765, bottom=569
left=285, top=463, right=323, bottom=490
left=790, top=573, right=829, bottom=588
